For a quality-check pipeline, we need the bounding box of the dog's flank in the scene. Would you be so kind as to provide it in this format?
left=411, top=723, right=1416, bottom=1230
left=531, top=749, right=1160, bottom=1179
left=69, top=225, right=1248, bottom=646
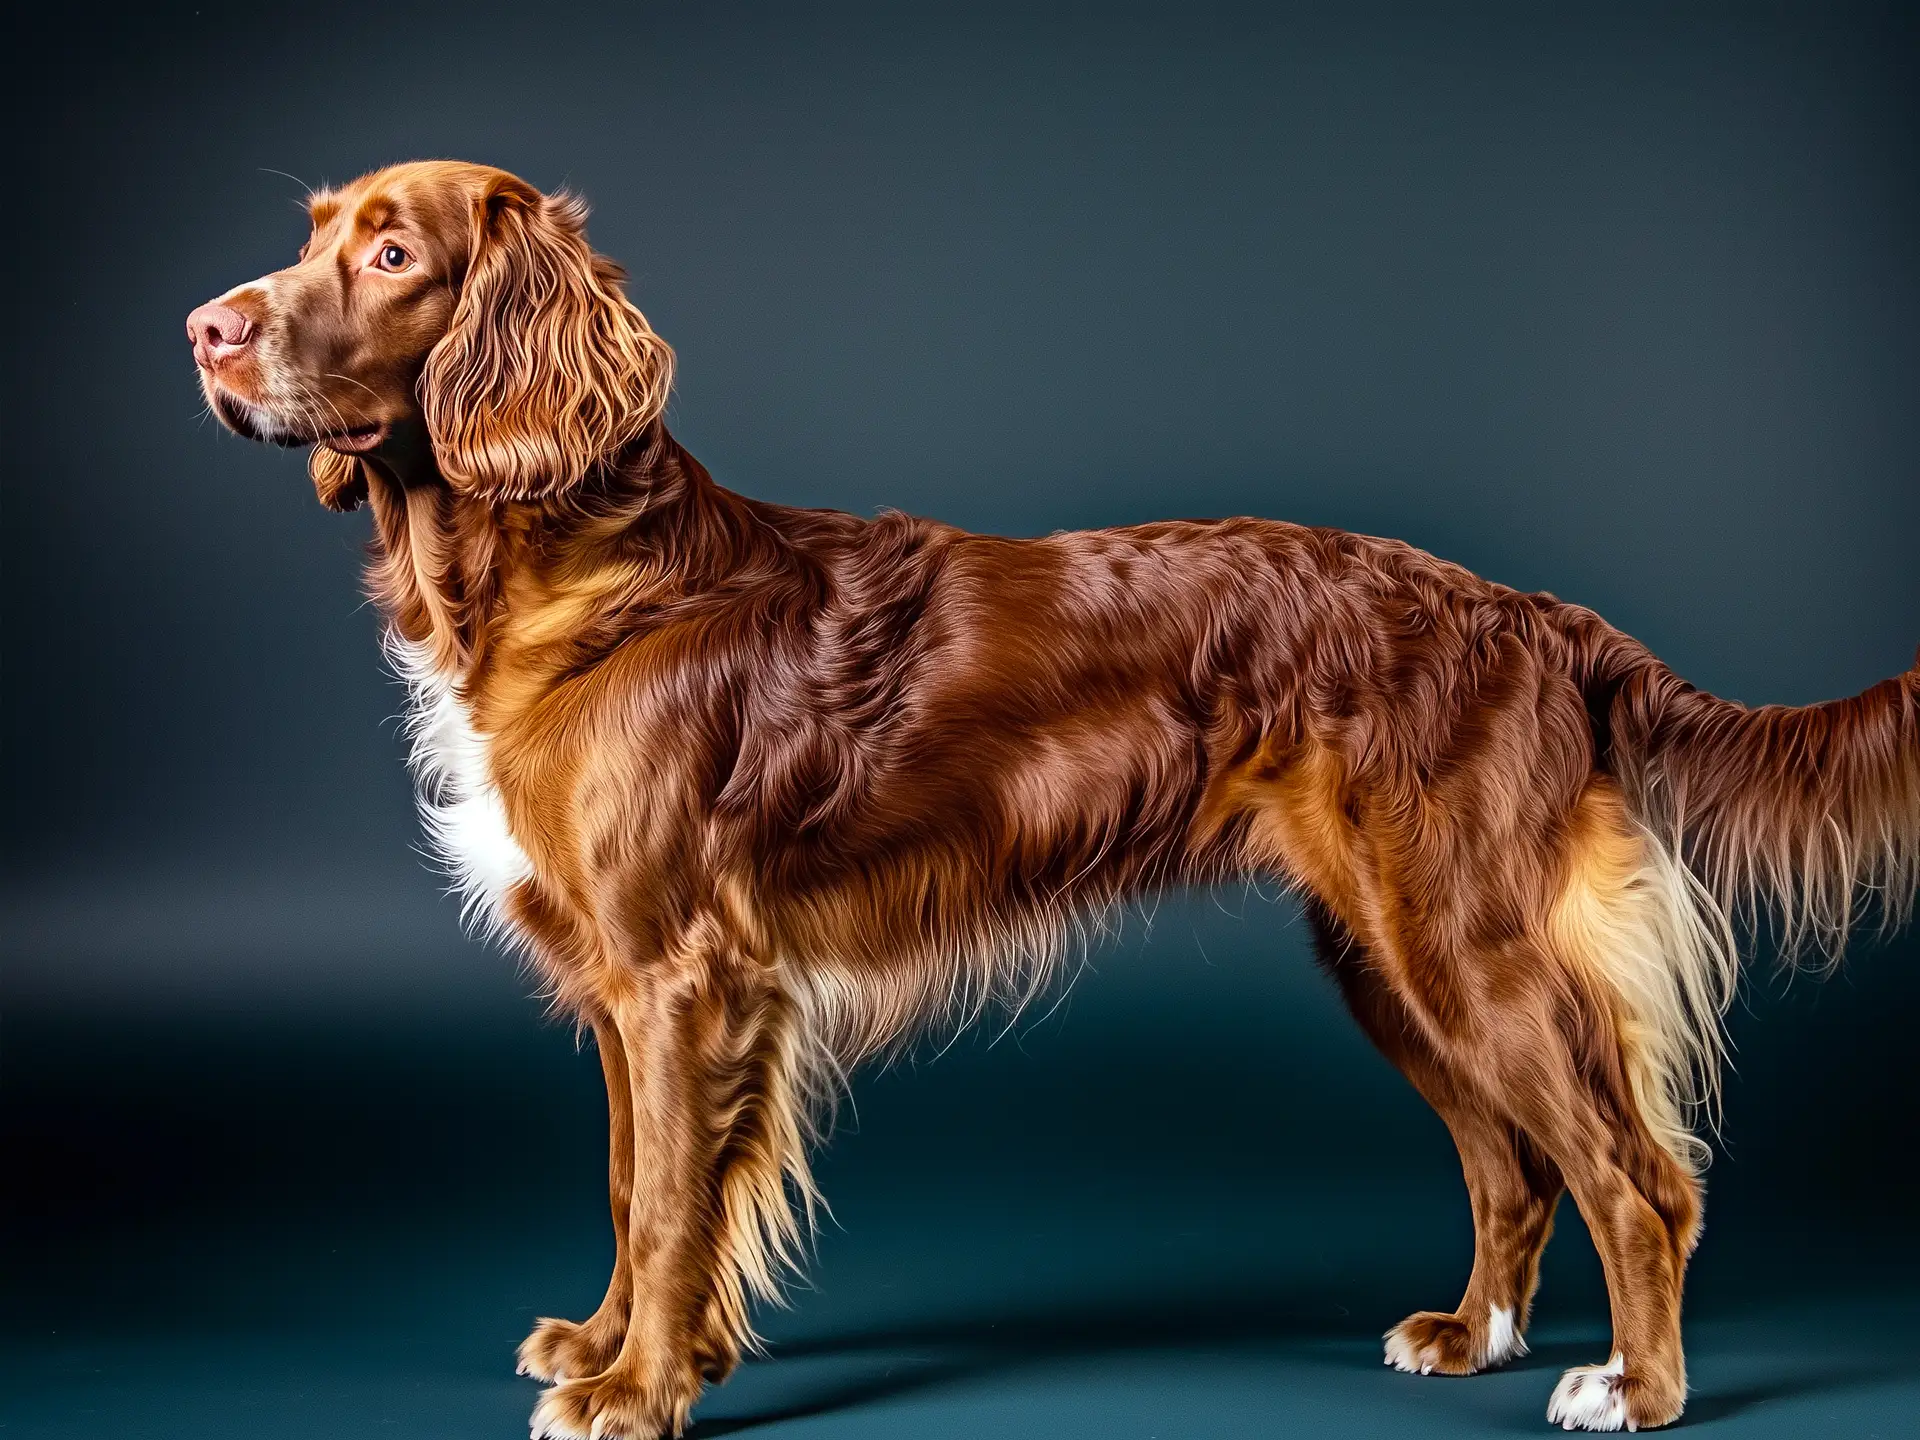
left=188, top=160, right=1920, bottom=1439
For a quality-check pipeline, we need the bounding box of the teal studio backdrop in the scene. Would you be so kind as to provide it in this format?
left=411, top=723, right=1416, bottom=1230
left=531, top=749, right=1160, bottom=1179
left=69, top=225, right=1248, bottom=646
left=3, top=3, right=1917, bottom=1436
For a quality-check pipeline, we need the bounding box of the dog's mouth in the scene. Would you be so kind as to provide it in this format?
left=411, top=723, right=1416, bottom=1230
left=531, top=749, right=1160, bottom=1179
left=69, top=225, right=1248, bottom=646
left=314, top=420, right=389, bottom=454
left=211, top=387, right=389, bottom=454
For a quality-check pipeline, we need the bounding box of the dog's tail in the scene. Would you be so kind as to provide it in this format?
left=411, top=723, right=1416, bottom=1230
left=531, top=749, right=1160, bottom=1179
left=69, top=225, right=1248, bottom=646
left=1559, top=621, right=1920, bottom=1167
left=1586, top=633, right=1920, bottom=963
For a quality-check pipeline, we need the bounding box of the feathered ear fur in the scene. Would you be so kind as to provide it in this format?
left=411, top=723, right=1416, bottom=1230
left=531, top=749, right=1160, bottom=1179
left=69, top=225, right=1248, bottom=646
left=309, top=445, right=369, bottom=511
left=422, top=178, right=675, bottom=503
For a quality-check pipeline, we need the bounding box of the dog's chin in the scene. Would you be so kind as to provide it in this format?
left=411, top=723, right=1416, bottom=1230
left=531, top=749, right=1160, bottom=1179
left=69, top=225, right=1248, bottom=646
left=210, top=387, right=390, bottom=454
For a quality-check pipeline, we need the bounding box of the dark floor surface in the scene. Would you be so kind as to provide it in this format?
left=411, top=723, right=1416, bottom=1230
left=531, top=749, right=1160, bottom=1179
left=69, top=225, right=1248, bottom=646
left=5, top=902, right=1916, bottom=1437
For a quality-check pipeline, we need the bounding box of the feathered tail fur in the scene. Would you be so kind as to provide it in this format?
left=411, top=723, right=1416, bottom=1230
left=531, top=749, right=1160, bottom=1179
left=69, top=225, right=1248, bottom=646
left=1561, top=627, right=1920, bottom=1166
left=1607, top=643, right=1920, bottom=962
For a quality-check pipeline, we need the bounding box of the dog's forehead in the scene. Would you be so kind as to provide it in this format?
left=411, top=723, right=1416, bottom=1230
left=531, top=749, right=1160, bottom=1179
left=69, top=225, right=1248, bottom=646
left=304, top=163, right=510, bottom=246
left=302, top=181, right=379, bottom=249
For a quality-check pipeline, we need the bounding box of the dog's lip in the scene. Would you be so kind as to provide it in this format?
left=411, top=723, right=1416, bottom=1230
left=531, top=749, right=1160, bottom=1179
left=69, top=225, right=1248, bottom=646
left=315, top=421, right=389, bottom=454
left=210, top=387, right=285, bottom=445
left=210, top=387, right=388, bottom=452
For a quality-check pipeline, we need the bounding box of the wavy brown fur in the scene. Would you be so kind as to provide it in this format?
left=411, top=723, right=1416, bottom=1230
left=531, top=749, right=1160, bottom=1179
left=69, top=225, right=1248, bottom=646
left=190, top=161, right=1920, bottom=1438
left=1607, top=642, right=1920, bottom=959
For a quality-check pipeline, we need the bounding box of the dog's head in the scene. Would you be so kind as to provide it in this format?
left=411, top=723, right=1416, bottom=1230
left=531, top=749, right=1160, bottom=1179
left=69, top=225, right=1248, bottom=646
left=188, top=161, right=674, bottom=510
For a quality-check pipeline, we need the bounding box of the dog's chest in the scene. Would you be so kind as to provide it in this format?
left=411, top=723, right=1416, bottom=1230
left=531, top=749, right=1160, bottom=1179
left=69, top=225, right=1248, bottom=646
left=391, top=638, right=535, bottom=939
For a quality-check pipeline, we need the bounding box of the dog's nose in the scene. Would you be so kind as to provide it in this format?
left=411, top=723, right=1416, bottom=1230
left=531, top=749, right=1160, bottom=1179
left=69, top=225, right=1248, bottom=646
left=186, top=302, right=255, bottom=368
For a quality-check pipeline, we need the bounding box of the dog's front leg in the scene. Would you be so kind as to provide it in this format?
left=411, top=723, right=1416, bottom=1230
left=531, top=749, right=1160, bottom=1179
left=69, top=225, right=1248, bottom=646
left=530, top=919, right=805, bottom=1440
left=519, top=1011, right=636, bottom=1383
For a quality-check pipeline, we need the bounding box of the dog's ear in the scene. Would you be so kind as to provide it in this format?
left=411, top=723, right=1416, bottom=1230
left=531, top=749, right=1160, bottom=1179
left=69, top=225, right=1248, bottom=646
left=309, top=445, right=368, bottom=511
left=422, top=177, right=674, bottom=504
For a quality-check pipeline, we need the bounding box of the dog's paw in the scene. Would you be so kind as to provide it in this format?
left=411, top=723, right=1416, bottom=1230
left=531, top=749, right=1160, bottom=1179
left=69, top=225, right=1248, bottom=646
left=691, top=1315, right=741, bottom=1387
left=529, top=1366, right=699, bottom=1440
left=1384, top=1311, right=1473, bottom=1375
left=1385, top=1304, right=1527, bottom=1376
left=1544, top=1355, right=1682, bottom=1432
left=518, top=1315, right=624, bottom=1384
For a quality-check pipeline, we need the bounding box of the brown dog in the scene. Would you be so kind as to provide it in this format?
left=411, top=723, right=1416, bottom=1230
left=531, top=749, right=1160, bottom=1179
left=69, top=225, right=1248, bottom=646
left=188, top=160, right=1920, bottom=1437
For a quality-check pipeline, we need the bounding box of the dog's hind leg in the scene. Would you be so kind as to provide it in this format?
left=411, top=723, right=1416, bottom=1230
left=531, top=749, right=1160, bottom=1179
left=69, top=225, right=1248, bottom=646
left=1308, top=902, right=1562, bottom=1378
left=1467, top=946, right=1697, bottom=1432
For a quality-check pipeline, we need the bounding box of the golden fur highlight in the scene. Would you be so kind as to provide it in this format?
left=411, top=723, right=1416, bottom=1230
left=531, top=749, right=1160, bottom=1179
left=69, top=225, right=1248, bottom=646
left=1547, top=784, right=1738, bottom=1173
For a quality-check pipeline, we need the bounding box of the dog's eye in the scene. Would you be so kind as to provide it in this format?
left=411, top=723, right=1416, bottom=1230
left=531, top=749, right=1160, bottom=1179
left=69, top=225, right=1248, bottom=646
left=375, top=243, right=412, bottom=272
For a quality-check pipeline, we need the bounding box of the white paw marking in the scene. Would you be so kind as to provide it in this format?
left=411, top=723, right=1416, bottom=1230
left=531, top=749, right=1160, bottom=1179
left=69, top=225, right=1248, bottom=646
left=1484, top=1302, right=1528, bottom=1368
left=1546, top=1353, right=1632, bottom=1432
left=528, top=1386, right=588, bottom=1440
left=1383, top=1322, right=1431, bottom=1374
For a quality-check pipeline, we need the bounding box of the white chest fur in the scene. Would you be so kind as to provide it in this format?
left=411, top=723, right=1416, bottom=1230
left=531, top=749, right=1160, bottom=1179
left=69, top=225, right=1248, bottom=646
left=389, top=636, right=535, bottom=942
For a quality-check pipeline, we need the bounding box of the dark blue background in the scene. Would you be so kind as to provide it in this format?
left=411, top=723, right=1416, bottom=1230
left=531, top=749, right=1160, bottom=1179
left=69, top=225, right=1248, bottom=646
left=4, top=3, right=1916, bottom=1435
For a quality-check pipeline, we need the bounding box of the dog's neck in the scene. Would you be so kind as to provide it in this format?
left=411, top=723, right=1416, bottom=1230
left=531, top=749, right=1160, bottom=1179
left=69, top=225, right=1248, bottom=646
left=360, top=422, right=766, bottom=692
